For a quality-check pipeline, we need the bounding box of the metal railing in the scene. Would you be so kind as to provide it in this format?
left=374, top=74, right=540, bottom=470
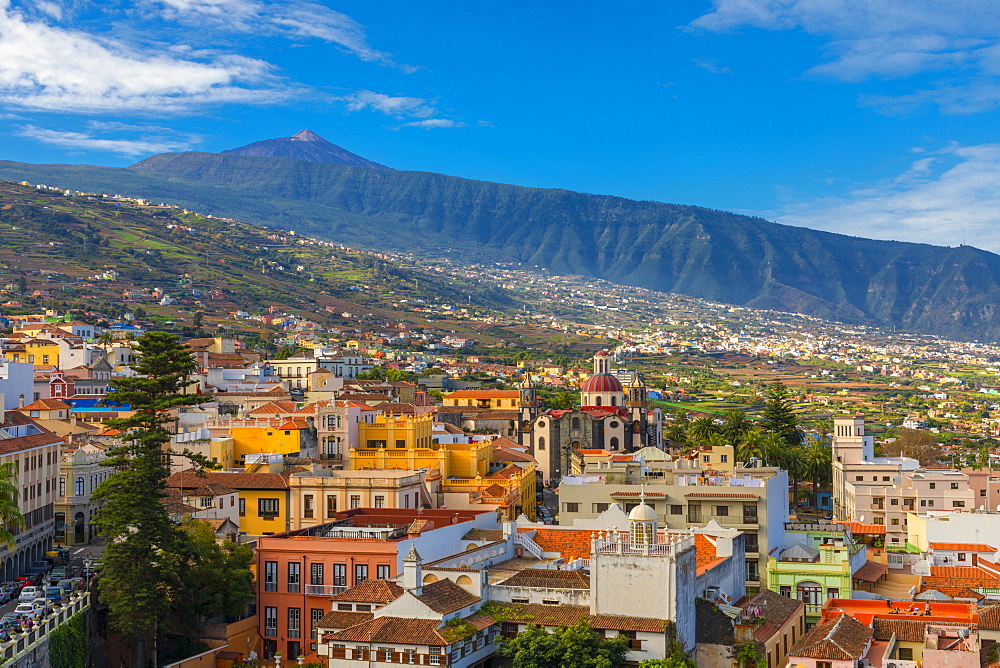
left=305, top=584, right=347, bottom=596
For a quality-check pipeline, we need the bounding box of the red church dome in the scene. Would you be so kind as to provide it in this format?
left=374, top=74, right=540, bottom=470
left=580, top=373, right=624, bottom=393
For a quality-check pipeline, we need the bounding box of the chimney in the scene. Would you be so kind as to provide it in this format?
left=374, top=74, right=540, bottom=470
left=18, top=394, right=24, bottom=408
left=402, top=544, right=423, bottom=594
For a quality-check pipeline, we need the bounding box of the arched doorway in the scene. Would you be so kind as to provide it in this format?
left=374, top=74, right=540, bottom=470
left=796, top=581, right=823, bottom=606
left=74, top=512, right=86, bottom=544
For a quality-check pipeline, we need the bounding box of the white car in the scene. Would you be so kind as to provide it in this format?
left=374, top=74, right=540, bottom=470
left=30, top=600, right=49, bottom=616
left=17, top=587, right=38, bottom=603
left=13, top=604, right=40, bottom=620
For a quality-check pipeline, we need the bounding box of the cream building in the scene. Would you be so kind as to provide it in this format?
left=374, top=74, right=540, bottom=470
left=55, top=441, right=112, bottom=546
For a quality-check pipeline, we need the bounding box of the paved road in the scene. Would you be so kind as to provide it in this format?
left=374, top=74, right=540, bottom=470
left=0, top=540, right=104, bottom=618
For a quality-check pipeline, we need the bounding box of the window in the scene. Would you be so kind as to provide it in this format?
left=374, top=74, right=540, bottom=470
left=891, top=518, right=899, bottom=525
left=74, top=477, right=85, bottom=496
left=953, top=500, right=966, bottom=508
left=355, top=564, right=368, bottom=585
left=264, top=607, right=277, bottom=637
left=303, top=494, right=314, bottom=518
left=951, top=482, right=960, bottom=490
left=264, top=561, right=278, bottom=592
left=537, top=437, right=545, bottom=451
left=920, top=499, right=927, bottom=506
left=258, top=498, right=279, bottom=518
left=873, top=517, right=884, bottom=525
left=703, top=455, right=711, bottom=463
left=779, top=586, right=791, bottom=597
left=720, top=455, right=728, bottom=463
left=609, top=437, right=620, bottom=450
left=239, top=498, right=245, bottom=516
left=746, top=560, right=759, bottom=581
left=288, top=562, right=301, bottom=593
left=897, top=648, right=913, bottom=661
left=619, top=630, right=641, bottom=650
left=374, top=495, right=385, bottom=509
left=333, top=564, right=347, bottom=587
left=511, top=597, right=529, bottom=604
left=350, top=495, right=361, bottom=509
left=827, top=588, right=839, bottom=599
left=542, top=599, right=560, bottom=606
left=379, top=647, right=393, bottom=661
left=797, top=581, right=823, bottom=605
left=564, top=502, right=580, bottom=513
left=890, top=498, right=899, bottom=505
left=715, top=505, right=729, bottom=516
left=327, top=495, right=337, bottom=517
left=338, top=604, right=353, bottom=611
left=288, top=607, right=301, bottom=639
left=745, top=533, right=759, bottom=553
left=930, top=482, right=936, bottom=489
left=58, top=477, right=65, bottom=497
left=377, top=564, right=391, bottom=580
left=982, top=489, right=988, bottom=497
left=958, top=553, right=967, bottom=561
left=311, top=609, right=324, bottom=640
left=670, top=504, right=683, bottom=515
left=855, top=476, right=864, bottom=481
left=928, top=500, right=934, bottom=507
left=743, top=504, right=758, bottom=524
left=593, top=503, right=610, bottom=513
left=883, top=476, right=890, bottom=482
left=310, top=563, right=324, bottom=586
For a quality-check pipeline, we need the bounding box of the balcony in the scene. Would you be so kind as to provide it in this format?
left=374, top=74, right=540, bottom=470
left=306, top=584, right=347, bottom=596
left=264, top=582, right=277, bottom=592
left=288, top=628, right=301, bottom=639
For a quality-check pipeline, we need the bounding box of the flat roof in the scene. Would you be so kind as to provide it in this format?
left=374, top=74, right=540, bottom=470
left=820, top=598, right=977, bottom=627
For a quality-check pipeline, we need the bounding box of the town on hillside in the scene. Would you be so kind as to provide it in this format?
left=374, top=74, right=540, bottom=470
left=1, top=304, right=1000, bottom=667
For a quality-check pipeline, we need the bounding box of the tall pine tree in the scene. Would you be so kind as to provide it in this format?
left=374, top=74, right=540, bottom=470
left=93, top=332, right=206, bottom=667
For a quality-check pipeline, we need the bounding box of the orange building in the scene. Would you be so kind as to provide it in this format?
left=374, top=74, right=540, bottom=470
left=254, top=507, right=498, bottom=661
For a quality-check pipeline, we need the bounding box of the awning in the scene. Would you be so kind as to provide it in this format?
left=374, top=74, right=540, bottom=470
left=853, top=560, right=890, bottom=583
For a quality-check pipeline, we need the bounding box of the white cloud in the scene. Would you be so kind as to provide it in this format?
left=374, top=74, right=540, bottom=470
left=18, top=123, right=201, bottom=156
left=0, top=1, right=285, bottom=113
left=398, top=119, right=465, bottom=129
left=343, top=90, right=436, bottom=118
left=692, top=58, right=732, bottom=74
left=148, top=0, right=399, bottom=66
left=773, top=142, right=1000, bottom=252
left=691, top=0, right=1000, bottom=113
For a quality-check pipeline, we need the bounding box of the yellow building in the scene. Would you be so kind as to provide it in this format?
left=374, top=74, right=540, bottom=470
left=167, top=467, right=291, bottom=537
left=357, top=413, right=435, bottom=450
left=350, top=415, right=490, bottom=480
left=4, top=338, right=60, bottom=367
left=697, top=444, right=736, bottom=476
left=442, top=390, right=521, bottom=410
left=439, top=462, right=538, bottom=521
left=229, top=418, right=312, bottom=464
left=286, top=469, right=434, bottom=531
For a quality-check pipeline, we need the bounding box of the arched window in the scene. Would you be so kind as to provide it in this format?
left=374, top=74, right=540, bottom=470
left=538, top=437, right=545, bottom=451
left=610, top=437, right=619, bottom=450
left=74, top=477, right=85, bottom=496
left=595, top=397, right=602, bottom=406
left=796, top=581, right=823, bottom=605
left=610, top=396, right=617, bottom=406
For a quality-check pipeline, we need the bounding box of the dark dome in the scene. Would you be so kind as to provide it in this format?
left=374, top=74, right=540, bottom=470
left=580, top=374, right=624, bottom=393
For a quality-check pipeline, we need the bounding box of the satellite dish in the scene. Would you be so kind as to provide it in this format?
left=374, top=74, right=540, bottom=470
left=859, top=515, right=865, bottom=523
left=981, top=506, right=986, bottom=511
left=996, top=505, right=1000, bottom=512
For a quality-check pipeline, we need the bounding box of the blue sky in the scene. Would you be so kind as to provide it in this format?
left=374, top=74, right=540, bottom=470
left=2, top=0, right=1000, bottom=250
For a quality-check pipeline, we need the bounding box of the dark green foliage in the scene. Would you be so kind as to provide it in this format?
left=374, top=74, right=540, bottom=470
left=5, top=154, right=1000, bottom=339
left=156, top=637, right=210, bottom=667
left=760, top=382, right=802, bottom=447
left=93, top=332, right=208, bottom=661
left=49, top=612, right=87, bottom=668
left=176, top=519, right=255, bottom=626
left=497, top=619, right=630, bottom=668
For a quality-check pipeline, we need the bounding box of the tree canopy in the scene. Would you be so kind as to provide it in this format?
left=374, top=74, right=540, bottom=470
left=497, top=620, right=630, bottom=668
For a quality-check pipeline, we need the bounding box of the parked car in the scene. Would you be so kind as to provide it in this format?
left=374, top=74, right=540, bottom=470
left=0, top=617, right=21, bottom=636
left=27, top=561, right=49, bottom=576
left=17, top=586, right=38, bottom=603
left=0, top=588, right=12, bottom=605
left=30, top=599, right=49, bottom=617
left=48, top=567, right=66, bottom=585
left=44, top=587, right=63, bottom=605
left=13, top=603, right=40, bottom=620
left=56, top=579, right=74, bottom=595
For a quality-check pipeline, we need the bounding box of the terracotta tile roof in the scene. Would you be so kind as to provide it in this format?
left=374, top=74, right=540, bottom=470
left=166, top=468, right=290, bottom=491
left=526, top=528, right=594, bottom=562
left=484, top=602, right=668, bottom=632
left=416, top=578, right=481, bottom=614
left=248, top=401, right=299, bottom=414
left=0, top=412, right=63, bottom=454
left=853, top=560, right=889, bottom=583
left=326, top=616, right=449, bottom=645
left=978, top=604, right=1000, bottom=630
left=832, top=520, right=886, bottom=535
left=481, top=484, right=508, bottom=498
left=930, top=542, right=996, bottom=552
left=488, top=465, right=522, bottom=480
left=789, top=614, right=873, bottom=661
left=746, top=589, right=804, bottom=637
left=445, top=390, right=520, bottom=399
left=684, top=491, right=760, bottom=498
left=475, top=410, right=519, bottom=420
left=19, top=399, right=71, bottom=411
left=462, top=528, right=503, bottom=542
left=610, top=490, right=667, bottom=497
left=316, top=610, right=375, bottom=630
left=498, top=569, right=590, bottom=590
left=930, top=566, right=992, bottom=578
left=492, top=447, right=535, bottom=463
left=872, top=618, right=935, bottom=642
left=331, top=579, right=404, bottom=604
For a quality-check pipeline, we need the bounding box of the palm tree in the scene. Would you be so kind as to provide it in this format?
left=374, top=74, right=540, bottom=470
left=737, top=428, right=766, bottom=463
left=689, top=416, right=720, bottom=446
left=0, top=462, right=25, bottom=549
left=814, top=417, right=834, bottom=445
left=804, top=437, right=832, bottom=510
left=722, top=408, right=752, bottom=446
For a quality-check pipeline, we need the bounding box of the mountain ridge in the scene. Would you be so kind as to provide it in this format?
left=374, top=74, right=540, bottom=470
left=2, top=151, right=1000, bottom=341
